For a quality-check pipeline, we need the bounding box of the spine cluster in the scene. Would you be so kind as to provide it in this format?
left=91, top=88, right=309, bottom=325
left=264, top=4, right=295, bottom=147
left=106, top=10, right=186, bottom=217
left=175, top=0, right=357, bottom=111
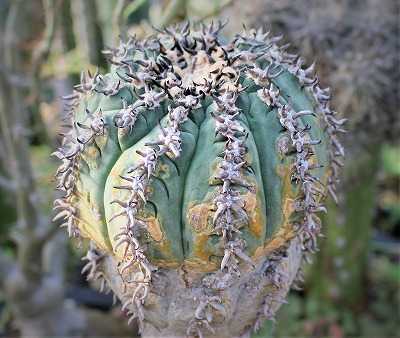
left=81, top=241, right=114, bottom=297
left=212, top=87, right=254, bottom=275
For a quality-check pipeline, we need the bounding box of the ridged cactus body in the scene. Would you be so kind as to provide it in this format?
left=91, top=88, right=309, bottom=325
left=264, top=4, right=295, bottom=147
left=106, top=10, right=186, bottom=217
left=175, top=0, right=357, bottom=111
left=54, top=23, right=343, bottom=337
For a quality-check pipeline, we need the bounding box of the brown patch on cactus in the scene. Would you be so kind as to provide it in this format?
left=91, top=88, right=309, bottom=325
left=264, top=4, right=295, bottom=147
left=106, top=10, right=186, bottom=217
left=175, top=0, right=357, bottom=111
left=243, top=191, right=264, bottom=239
left=279, top=162, right=299, bottom=230
left=252, top=162, right=299, bottom=260
left=192, top=232, right=213, bottom=261
left=183, top=256, right=219, bottom=273
left=252, top=197, right=296, bottom=261
left=82, top=145, right=101, bottom=165
left=183, top=232, right=220, bottom=272
left=144, top=216, right=164, bottom=242
left=187, top=201, right=212, bottom=232
left=142, top=217, right=182, bottom=266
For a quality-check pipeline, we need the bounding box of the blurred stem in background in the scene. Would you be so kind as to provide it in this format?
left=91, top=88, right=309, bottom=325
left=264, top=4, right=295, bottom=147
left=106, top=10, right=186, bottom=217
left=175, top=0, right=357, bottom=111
left=307, top=147, right=380, bottom=327
left=30, top=0, right=60, bottom=145
left=70, top=0, right=107, bottom=69
left=0, top=1, right=86, bottom=337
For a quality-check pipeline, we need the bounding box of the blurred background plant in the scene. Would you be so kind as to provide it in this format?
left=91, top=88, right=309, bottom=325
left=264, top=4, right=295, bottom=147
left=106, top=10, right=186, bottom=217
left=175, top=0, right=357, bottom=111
left=0, top=0, right=398, bottom=337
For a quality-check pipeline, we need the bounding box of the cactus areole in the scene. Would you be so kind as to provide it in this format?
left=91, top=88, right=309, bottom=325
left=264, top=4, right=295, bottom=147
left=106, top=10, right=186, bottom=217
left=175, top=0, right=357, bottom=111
left=54, top=22, right=344, bottom=338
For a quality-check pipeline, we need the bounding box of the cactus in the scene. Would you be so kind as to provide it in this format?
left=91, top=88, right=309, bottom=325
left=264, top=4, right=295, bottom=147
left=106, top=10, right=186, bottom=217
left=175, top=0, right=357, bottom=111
left=53, top=22, right=343, bottom=338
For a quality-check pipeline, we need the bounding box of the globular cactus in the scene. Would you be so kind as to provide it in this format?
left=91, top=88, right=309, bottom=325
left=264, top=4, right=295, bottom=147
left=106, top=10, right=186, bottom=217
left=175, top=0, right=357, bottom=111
left=53, top=22, right=344, bottom=338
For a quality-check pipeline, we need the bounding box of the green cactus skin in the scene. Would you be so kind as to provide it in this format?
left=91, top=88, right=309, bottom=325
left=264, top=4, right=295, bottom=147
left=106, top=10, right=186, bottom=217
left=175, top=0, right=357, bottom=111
left=54, top=22, right=344, bottom=338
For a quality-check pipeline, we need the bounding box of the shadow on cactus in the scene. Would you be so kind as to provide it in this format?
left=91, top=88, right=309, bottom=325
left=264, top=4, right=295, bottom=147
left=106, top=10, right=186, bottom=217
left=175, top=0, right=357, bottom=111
left=53, top=22, right=344, bottom=338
